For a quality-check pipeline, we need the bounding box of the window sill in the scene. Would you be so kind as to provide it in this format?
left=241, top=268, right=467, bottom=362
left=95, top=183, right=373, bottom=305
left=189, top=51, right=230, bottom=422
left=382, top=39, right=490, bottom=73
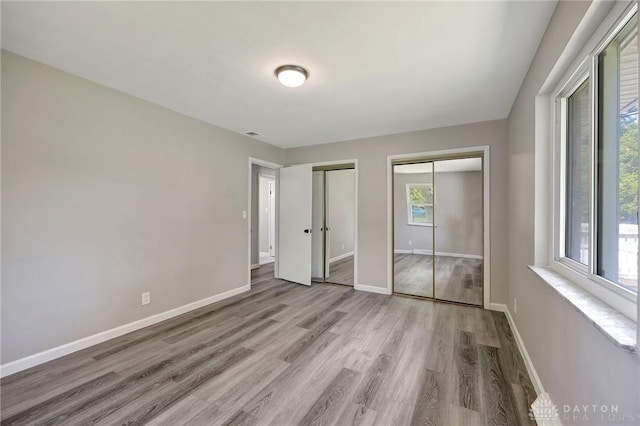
left=528, top=265, right=637, bottom=354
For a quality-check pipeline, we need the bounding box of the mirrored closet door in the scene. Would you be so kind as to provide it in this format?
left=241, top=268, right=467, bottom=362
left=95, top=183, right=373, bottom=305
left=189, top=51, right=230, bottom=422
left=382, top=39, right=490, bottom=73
left=393, top=161, right=434, bottom=298
left=433, top=158, right=483, bottom=305
left=393, top=156, right=483, bottom=306
left=311, top=167, right=356, bottom=286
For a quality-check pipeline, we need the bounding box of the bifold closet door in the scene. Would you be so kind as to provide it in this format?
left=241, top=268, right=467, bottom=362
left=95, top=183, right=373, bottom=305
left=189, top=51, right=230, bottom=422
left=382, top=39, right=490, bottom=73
left=433, top=158, right=483, bottom=305
left=393, top=161, right=434, bottom=298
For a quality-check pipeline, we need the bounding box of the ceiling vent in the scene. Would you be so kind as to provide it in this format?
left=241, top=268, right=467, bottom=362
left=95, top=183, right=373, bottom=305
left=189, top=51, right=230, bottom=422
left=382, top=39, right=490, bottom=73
left=245, top=131, right=260, bottom=136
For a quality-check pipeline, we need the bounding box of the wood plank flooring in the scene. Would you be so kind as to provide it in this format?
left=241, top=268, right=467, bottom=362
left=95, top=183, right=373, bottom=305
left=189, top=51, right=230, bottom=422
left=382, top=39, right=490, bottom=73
left=1, top=263, right=535, bottom=425
left=394, top=254, right=483, bottom=306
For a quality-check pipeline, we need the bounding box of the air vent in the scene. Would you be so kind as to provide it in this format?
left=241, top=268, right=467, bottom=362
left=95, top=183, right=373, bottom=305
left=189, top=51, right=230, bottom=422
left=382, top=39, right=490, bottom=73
left=245, top=131, right=260, bottom=136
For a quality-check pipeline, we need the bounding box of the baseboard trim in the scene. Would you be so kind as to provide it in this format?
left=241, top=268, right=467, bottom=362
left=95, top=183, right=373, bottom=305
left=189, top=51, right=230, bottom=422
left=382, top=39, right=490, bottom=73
left=394, top=249, right=482, bottom=259
left=490, top=303, right=545, bottom=396
left=354, top=284, right=392, bottom=295
left=0, top=284, right=251, bottom=378
left=250, top=263, right=259, bottom=270
left=489, top=303, right=508, bottom=312
left=329, top=251, right=354, bottom=263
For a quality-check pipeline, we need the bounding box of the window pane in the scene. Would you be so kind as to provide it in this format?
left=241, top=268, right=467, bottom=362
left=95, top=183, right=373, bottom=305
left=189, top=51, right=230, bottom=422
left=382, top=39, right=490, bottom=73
left=410, top=205, right=433, bottom=224
left=565, top=80, right=591, bottom=265
left=596, top=14, right=638, bottom=294
left=409, top=185, right=434, bottom=205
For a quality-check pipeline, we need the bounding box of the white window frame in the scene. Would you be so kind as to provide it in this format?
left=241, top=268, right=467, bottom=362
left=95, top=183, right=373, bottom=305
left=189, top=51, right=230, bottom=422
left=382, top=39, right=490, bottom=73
left=406, top=183, right=434, bottom=226
left=551, top=1, right=638, bottom=320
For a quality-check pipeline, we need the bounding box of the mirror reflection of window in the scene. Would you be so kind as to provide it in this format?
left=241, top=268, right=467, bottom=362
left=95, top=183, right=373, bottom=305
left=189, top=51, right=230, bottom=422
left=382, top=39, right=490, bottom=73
left=406, top=183, right=434, bottom=226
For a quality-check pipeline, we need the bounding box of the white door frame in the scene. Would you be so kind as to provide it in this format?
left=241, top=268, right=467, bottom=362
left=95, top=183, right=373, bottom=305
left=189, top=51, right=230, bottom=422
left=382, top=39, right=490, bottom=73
left=289, top=159, right=359, bottom=288
left=248, top=157, right=283, bottom=288
left=387, top=146, right=491, bottom=309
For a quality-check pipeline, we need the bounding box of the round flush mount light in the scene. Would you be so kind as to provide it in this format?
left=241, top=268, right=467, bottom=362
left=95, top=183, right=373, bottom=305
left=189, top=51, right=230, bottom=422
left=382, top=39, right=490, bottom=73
left=275, top=65, right=308, bottom=88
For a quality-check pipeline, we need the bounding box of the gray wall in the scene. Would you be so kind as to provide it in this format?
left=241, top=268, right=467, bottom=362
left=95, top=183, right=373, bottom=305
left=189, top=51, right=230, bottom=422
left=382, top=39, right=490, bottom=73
left=285, top=119, right=508, bottom=303
left=1, top=51, right=284, bottom=363
left=327, top=169, right=355, bottom=261
left=507, top=0, right=639, bottom=417
left=394, top=171, right=482, bottom=256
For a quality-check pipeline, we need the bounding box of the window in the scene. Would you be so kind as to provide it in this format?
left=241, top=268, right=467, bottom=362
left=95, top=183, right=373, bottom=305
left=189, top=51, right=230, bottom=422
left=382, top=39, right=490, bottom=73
left=406, top=183, right=434, bottom=226
left=565, top=79, right=591, bottom=265
left=555, top=5, right=638, bottom=305
left=596, top=14, right=638, bottom=295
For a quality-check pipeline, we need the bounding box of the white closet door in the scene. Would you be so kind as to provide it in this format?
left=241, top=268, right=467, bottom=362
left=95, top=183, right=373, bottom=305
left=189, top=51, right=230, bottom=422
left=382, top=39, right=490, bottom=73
left=278, top=164, right=313, bottom=286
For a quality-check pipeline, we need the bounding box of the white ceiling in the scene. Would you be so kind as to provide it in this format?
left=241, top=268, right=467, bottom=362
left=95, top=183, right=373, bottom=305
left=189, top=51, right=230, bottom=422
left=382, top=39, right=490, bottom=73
left=395, top=158, right=482, bottom=174
left=1, top=1, right=556, bottom=148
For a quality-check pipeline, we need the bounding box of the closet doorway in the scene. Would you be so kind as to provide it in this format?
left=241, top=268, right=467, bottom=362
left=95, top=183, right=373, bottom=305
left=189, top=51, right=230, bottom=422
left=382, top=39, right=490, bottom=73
left=390, top=149, right=489, bottom=306
left=311, top=166, right=356, bottom=286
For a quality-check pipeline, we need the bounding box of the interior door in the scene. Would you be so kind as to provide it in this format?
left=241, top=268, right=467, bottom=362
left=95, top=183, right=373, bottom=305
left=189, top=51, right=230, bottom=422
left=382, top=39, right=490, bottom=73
left=279, top=164, right=313, bottom=285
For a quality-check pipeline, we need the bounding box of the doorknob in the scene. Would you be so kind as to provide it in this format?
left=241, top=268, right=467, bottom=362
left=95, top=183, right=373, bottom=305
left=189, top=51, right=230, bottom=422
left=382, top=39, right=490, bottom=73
left=304, top=229, right=312, bottom=234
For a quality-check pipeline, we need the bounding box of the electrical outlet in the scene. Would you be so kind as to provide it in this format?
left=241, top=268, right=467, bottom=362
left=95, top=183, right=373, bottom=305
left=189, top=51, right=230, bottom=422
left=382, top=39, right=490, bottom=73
left=341, top=243, right=345, bottom=250
left=513, top=298, right=517, bottom=314
left=142, top=292, right=150, bottom=305
left=409, top=240, right=413, bottom=246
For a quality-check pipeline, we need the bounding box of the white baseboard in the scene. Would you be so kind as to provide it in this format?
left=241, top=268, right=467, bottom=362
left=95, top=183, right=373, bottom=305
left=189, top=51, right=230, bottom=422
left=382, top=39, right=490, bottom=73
left=394, top=249, right=482, bottom=259
left=259, top=252, right=270, bottom=257
left=355, top=283, right=392, bottom=295
left=0, top=284, right=251, bottom=378
left=489, top=303, right=545, bottom=396
left=329, top=251, right=354, bottom=263
left=489, top=303, right=508, bottom=312
left=250, top=263, right=259, bottom=270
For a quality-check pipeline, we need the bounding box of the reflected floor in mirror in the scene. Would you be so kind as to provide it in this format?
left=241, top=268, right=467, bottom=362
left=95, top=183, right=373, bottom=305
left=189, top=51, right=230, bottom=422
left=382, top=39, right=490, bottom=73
left=326, top=255, right=354, bottom=286
left=394, top=254, right=482, bottom=305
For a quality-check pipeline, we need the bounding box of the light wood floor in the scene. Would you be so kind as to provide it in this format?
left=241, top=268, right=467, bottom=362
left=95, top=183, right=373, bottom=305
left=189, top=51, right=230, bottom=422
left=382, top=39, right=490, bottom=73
left=394, top=254, right=483, bottom=305
left=1, top=263, right=535, bottom=425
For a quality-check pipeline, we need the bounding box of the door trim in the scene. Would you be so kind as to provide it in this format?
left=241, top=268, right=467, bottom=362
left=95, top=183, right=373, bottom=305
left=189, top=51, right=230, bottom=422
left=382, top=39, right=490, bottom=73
left=248, top=157, right=283, bottom=288
left=386, top=146, right=491, bottom=309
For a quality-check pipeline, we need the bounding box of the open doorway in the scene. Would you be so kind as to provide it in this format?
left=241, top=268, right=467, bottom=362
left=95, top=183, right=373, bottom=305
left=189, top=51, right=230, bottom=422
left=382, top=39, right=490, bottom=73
left=258, top=175, right=276, bottom=265
left=277, top=159, right=358, bottom=288
left=248, top=158, right=282, bottom=287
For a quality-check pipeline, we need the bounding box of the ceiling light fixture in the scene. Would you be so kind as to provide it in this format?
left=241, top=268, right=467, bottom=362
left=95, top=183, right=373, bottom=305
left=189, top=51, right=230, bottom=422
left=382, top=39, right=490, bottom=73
left=275, top=65, right=308, bottom=88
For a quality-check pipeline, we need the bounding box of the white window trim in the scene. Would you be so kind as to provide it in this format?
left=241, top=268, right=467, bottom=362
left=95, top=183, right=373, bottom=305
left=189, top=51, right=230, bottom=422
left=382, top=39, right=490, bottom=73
left=550, top=0, right=638, bottom=321
left=406, top=183, right=434, bottom=226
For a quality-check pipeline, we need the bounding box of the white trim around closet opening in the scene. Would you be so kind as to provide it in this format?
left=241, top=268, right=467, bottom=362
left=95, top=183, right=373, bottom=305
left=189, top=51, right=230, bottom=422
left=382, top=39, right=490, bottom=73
left=386, top=146, right=491, bottom=309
